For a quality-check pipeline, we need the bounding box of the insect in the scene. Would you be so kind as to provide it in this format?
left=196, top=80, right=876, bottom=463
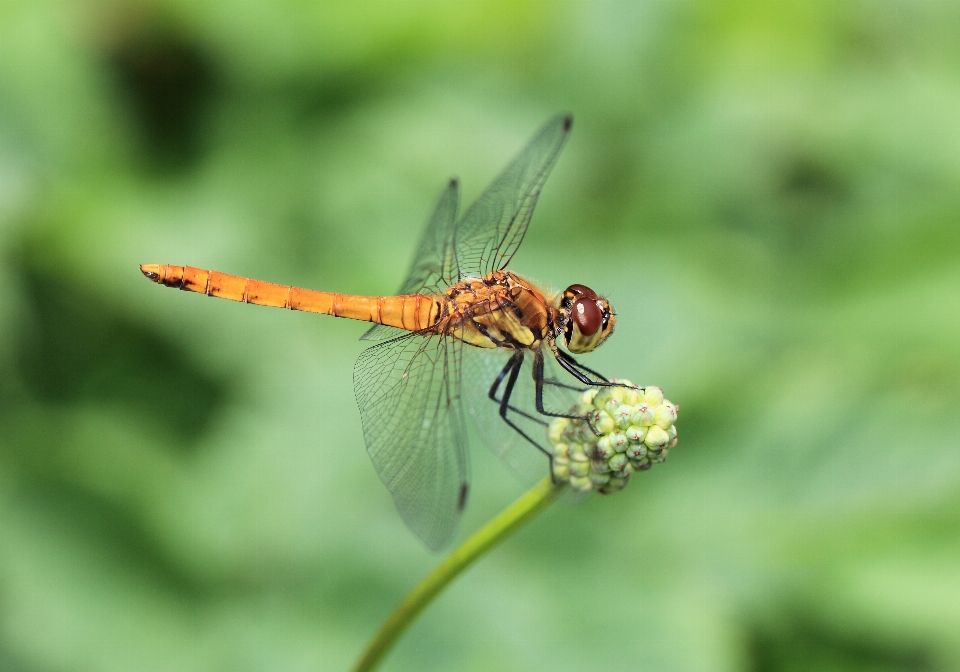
left=141, top=115, right=619, bottom=549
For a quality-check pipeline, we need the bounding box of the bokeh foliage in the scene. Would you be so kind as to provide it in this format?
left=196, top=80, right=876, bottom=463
left=1, top=1, right=959, bottom=670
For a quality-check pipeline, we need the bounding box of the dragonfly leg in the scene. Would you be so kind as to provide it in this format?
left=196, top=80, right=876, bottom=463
left=533, top=350, right=594, bottom=422
left=532, top=350, right=605, bottom=436
left=542, top=377, right=587, bottom=393
left=553, top=348, right=614, bottom=384
left=489, top=351, right=554, bottom=461
left=552, top=346, right=637, bottom=391
left=487, top=351, right=549, bottom=427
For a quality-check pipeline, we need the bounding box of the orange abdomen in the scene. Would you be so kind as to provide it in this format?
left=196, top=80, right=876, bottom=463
left=140, top=264, right=440, bottom=331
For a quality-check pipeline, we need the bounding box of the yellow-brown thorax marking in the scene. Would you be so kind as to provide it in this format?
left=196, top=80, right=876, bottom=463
left=435, top=271, right=556, bottom=350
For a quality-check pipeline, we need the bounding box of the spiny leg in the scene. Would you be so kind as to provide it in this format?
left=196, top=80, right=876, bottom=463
left=532, top=350, right=608, bottom=437
left=542, top=377, right=587, bottom=393
left=554, top=348, right=612, bottom=382
left=487, top=350, right=549, bottom=427
left=552, top=346, right=627, bottom=387
left=533, top=350, right=595, bottom=422
left=489, top=351, right=554, bottom=460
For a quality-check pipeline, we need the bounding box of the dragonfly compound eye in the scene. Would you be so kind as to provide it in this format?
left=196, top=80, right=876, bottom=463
left=565, top=283, right=598, bottom=300
left=573, top=298, right=602, bottom=336
left=562, top=287, right=614, bottom=354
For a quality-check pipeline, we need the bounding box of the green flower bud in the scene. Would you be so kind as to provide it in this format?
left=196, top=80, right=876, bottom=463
left=631, top=404, right=654, bottom=427
left=653, top=404, right=676, bottom=430
left=570, top=446, right=590, bottom=461
left=588, top=471, right=611, bottom=486
left=622, top=386, right=642, bottom=406
left=613, top=404, right=634, bottom=429
left=594, top=386, right=627, bottom=413
left=552, top=461, right=570, bottom=481
left=625, top=425, right=647, bottom=444
left=569, top=460, right=591, bottom=478
left=569, top=475, right=593, bottom=492
left=548, top=417, right=570, bottom=443
left=574, top=401, right=594, bottom=416
left=644, top=425, right=670, bottom=449
left=608, top=453, right=628, bottom=472
left=546, top=379, right=679, bottom=492
left=579, top=424, right=599, bottom=444
left=600, top=476, right=629, bottom=493
left=574, top=388, right=600, bottom=415
left=642, top=386, right=664, bottom=406
left=591, top=459, right=612, bottom=474
left=580, top=388, right=599, bottom=406
left=610, top=379, right=640, bottom=400
left=591, top=410, right=616, bottom=435
left=594, top=436, right=616, bottom=460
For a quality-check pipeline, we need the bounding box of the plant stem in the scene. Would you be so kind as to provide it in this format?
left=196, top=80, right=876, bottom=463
left=352, top=476, right=566, bottom=672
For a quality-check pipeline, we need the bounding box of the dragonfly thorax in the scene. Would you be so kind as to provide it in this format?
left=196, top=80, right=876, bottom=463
left=441, top=271, right=555, bottom=350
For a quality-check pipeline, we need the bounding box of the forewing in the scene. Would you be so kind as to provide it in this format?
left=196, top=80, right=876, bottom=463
left=354, top=332, right=469, bottom=551
left=462, top=346, right=585, bottom=485
left=454, top=115, right=572, bottom=277
left=361, top=180, right=459, bottom=341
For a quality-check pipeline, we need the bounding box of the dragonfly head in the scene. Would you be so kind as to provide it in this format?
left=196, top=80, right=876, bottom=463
left=558, top=284, right=615, bottom=354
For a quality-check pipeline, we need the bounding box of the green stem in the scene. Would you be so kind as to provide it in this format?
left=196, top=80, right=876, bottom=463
left=352, top=476, right=566, bottom=672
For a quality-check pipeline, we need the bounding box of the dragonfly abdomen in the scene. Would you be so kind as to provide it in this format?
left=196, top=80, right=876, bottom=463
left=140, top=264, right=440, bottom=330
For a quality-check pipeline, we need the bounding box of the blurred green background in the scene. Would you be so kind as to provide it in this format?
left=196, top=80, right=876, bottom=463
left=2, top=1, right=959, bottom=670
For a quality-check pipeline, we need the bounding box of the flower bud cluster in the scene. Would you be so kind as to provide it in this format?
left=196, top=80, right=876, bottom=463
left=547, top=380, right=678, bottom=494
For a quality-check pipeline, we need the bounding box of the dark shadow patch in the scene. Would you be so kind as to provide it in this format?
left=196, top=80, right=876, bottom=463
left=108, top=20, right=220, bottom=171
left=11, top=257, right=228, bottom=449
left=747, top=613, right=938, bottom=672
left=13, top=475, right=254, bottom=601
left=779, top=156, right=848, bottom=203
left=290, top=67, right=393, bottom=122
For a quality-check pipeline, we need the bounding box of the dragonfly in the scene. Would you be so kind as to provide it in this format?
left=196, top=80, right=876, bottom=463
left=140, top=115, right=620, bottom=550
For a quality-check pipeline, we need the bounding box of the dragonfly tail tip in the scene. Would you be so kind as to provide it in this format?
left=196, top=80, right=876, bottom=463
left=140, top=263, right=161, bottom=282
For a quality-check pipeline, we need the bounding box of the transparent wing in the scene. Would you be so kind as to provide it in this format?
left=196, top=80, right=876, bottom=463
left=454, top=115, right=572, bottom=278
left=361, top=180, right=459, bottom=341
left=462, top=345, right=586, bottom=485
left=360, top=324, right=410, bottom=342
left=354, top=332, right=469, bottom=551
